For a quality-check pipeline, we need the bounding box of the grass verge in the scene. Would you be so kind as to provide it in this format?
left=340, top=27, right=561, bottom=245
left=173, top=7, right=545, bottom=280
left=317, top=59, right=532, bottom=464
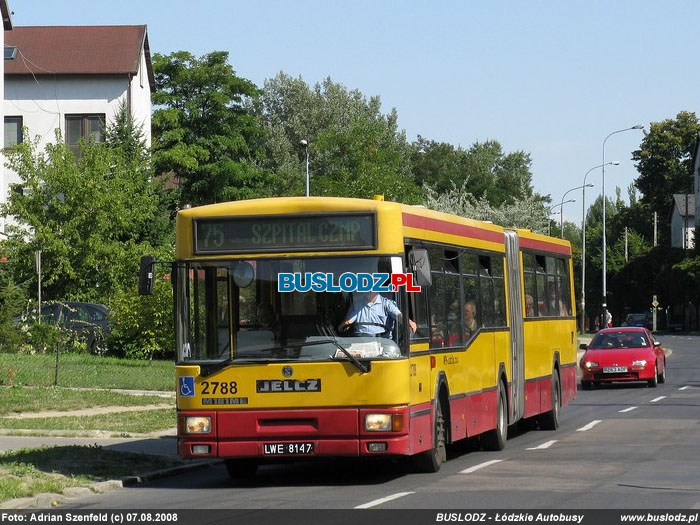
left=0, top=445, right=184, bottom=505
left=0, top=409, right=175, bottom=435
left=0, top=353, right=174, bottom=391
left=0, top=386, right=171, bottom=416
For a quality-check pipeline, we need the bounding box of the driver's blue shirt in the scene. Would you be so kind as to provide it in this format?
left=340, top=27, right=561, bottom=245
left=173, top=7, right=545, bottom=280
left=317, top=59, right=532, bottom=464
left=346, top=294, right=401, bottom=337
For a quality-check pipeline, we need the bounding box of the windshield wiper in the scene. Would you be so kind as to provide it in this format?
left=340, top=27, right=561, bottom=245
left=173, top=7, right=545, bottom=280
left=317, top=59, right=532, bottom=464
left=298, top=339, right=369, bottom=373
left=199, top=347, right=282, bottom=377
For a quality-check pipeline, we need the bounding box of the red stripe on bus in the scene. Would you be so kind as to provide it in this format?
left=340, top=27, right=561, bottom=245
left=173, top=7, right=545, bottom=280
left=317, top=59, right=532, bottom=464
left=519, top=237, right=571, bottom=256
left=402, top=213, right=504, bottom=244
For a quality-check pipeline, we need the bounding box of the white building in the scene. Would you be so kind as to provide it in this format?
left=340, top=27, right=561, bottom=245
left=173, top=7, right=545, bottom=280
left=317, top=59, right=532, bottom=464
left=2, top=24, right=154, bottom=230
left=670, top=193, right=695, bottom=249
left=0, top=0, right=13, bottom=187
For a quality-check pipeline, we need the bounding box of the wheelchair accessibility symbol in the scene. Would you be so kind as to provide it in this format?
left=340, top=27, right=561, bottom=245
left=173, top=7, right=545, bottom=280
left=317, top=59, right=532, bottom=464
left=179, top=376, right=195, bottom=397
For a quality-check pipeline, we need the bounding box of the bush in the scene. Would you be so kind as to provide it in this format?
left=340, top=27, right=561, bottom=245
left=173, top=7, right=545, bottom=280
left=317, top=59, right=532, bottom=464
left=108, top=279, right=174, bottom=360
left=0, top=279, right=28, bottom=352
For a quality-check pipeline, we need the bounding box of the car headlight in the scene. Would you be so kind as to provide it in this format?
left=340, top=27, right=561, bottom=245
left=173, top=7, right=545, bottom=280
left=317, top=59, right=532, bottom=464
left=583, top=361, right=599, bottom=370
left=631, top=360, right=647, bottom=370
left=183, top=416, right=211, bottom=434
left=365, top=413, right=404, bottom=432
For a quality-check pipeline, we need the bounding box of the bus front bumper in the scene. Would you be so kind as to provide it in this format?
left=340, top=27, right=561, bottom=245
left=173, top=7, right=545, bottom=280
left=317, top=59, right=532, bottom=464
left=177, top=407, right=413, bottom=459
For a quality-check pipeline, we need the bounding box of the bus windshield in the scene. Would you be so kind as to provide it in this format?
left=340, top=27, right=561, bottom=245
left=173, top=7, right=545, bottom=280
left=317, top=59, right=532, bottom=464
left=175, top=256, right=407, bottom=363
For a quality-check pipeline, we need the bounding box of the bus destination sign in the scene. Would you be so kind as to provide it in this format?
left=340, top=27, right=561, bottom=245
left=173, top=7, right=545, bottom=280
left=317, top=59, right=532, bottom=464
left=193, top=213, right=377, bottom=254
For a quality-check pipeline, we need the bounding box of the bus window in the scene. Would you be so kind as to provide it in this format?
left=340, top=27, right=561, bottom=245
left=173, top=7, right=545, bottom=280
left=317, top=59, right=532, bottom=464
left=492, top=256, right=507, bottom=326
left=479, top=256, right=495, bottom=327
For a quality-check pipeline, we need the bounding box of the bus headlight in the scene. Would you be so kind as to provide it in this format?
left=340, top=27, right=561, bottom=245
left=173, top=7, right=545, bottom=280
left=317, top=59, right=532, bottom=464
left=365, top=414, right=392, bottom=431
left=184, top=416, right=211, bottom=434
left=365, top=413, right=404, bottom=432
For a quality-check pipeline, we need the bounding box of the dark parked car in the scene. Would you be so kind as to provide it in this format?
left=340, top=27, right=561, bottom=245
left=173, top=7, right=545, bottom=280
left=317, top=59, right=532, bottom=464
left=624, top=312, right=652, bottom=330
left=17, top=302, right=111, bottom=354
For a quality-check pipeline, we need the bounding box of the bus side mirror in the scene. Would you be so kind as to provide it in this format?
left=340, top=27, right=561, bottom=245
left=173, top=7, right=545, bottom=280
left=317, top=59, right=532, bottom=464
left=138, top=255, right=156, bottom=295
left=409, top=248, right=432, bottom=287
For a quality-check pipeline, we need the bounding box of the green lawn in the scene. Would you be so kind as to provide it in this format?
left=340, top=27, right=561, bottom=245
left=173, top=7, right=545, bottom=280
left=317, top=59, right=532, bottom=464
left=0, top=386, right=171, bottom=416
left=0, top=408, right=176, bottom=435
left=0, top=446, right=184, bottom=504
left=0, top=352, right=175, bottom=390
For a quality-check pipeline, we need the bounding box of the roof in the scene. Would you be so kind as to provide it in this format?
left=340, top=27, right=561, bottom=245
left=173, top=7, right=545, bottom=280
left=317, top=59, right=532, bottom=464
left=672, top=194, right=695, bottom=218
left=4, top=25, right=154, bottom=90
left=1, top=0, right=12, bottom=30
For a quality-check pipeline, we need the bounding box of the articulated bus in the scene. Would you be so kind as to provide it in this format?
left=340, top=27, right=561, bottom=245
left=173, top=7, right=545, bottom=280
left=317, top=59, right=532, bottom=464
left=143, top=196, right=577, bottom=477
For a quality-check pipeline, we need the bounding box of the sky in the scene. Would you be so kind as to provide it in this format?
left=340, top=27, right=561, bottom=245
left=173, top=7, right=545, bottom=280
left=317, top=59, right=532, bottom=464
left=11, top=1, right=700, bottom=225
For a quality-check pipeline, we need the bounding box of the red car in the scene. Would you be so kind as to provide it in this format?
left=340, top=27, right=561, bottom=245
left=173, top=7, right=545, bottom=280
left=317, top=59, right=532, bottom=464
left=579, top=327, right=667, bottom=390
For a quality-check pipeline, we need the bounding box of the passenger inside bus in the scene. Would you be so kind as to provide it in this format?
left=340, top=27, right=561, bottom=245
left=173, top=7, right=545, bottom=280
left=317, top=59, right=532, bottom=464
left=464, top=301, right=477, bottom=338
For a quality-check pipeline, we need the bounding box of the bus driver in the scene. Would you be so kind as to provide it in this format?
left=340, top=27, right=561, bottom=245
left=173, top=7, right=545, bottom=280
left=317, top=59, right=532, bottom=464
left=338, top=291, right=417, bottom=338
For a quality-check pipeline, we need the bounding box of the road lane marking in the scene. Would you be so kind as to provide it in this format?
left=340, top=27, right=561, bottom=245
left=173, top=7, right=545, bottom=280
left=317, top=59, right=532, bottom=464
left=650, top=396, right=666, bottom=403
left=526, top=440, right=558, bottom=450
left=355, top=492, right=414, bottom=509
left=459, top=459, right=503, bottom=474
left=577, top=420, right=602, bottom=432
left=619, top=406, right=637, bottom=413
left=679, top=386, right=690, bottom=390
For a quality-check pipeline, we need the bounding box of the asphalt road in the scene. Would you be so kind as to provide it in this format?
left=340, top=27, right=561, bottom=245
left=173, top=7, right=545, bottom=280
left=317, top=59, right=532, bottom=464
left=60, top=334, right=700, bottom=511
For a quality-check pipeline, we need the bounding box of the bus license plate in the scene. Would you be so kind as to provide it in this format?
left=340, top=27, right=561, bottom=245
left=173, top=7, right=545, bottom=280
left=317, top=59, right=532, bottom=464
left=263, top=442, right=314, bottom=455
left=603, top=366, right=627, bottom=373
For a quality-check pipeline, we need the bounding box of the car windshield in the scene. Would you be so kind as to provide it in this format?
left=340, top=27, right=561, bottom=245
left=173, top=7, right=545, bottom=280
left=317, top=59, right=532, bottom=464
left=588, top=331, right=649, bottom=349
left=174, top=256, right=408, bottom=363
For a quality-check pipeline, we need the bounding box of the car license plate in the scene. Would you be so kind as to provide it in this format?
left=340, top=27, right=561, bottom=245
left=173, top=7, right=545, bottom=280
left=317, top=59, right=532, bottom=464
left=603, top=366, right=628, bottom=373
left=263, top=442, right=314, bottom=455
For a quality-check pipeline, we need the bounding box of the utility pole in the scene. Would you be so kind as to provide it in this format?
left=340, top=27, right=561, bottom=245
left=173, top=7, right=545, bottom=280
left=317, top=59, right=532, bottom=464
left=624, top=227, right=628, bottom=262
left=653, top=212, right=657, bottom=247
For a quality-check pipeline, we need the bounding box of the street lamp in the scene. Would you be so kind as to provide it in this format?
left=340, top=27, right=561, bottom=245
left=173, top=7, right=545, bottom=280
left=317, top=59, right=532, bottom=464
left=581, top=161, right=618, bottom=333
left=602, top=125, right=643, bottom=325
left=559, top=185, right=593, bottom=239
left=300, top=139, right=310, bottom=197
left=549, top=200, right=575, bottom=236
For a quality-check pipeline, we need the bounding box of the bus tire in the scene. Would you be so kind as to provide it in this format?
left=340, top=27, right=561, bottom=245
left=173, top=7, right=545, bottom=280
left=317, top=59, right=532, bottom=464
left=482, top=383, right=507, bottom=451
left=539, top=372, right=561, bottom=430
left=224, top=458, right=258, bottom=479
left=413, top=400, right=446, bottom=473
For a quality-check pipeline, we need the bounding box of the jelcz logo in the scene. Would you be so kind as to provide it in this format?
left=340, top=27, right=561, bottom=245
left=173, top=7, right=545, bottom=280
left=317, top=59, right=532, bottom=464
left=257, top=379, right=322, bottom=393
left=278, top=272, right=421, bottom=293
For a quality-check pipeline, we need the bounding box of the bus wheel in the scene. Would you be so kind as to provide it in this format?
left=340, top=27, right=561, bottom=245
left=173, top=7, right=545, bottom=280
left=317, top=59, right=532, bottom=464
left=482, top=383, right=507, bottom=451
left=413, top=400, right=446, bottom=473
left=539, top=372, right=561, bottom=430
left=224, top=459, right=258, bottom=479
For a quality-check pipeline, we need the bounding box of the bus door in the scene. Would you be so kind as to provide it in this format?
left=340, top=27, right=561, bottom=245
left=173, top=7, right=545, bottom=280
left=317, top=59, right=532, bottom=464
left=504, top=230, right=525, bottom=423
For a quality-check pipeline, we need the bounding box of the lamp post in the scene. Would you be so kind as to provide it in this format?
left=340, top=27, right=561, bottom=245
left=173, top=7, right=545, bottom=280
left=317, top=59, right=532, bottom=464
left=300, top=139, right=310, bottom=197
left=581, top=162, right=618, bottom=333
left=549, top=200, right=575, bottom=236
left=601, top=125, right=643, bottom=325
left=560, top=185, right=592, bottom=239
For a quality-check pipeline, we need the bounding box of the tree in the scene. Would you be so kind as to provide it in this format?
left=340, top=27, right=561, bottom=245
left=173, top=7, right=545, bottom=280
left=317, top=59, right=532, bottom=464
left=1, top=133, right=164, bottom=303
left=423, top=181, right=550, bottom=232
left=631, top=111, right=699, bottom=244
left=412, top=138, right=535, bottom=206
left=252, top=73, right=421, bottom=203
left=151, top=51, right=270, bottom=207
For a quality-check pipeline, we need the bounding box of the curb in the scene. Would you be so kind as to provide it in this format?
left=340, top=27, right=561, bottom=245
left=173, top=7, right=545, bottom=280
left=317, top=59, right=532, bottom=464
left=0, top=459, right=221, bottom=509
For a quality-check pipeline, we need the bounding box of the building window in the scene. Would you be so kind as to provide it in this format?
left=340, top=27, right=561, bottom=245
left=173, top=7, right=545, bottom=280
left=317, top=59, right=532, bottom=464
left=4, top=46, right=17, bottom=60
left=65, top=114, right=105, bottom=157
left=4, top=116, right=23, bottom=149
